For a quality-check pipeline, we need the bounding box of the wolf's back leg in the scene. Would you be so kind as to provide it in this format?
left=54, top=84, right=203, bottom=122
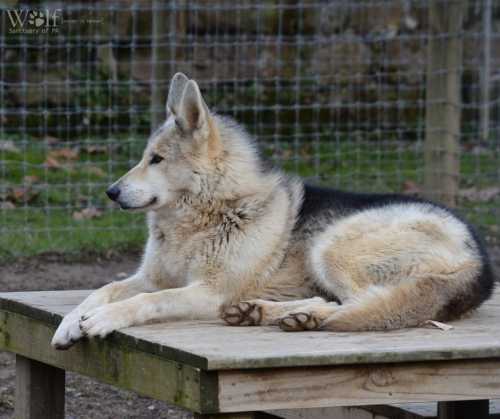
left=319, top=270, right=481, bottom=331
left=222, top=297, right=338, bottom=326
left=308, top=208, right=485, bottom=331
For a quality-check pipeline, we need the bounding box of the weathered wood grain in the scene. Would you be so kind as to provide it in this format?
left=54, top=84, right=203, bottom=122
left=1, top=290, right=500, bottom=370
left=217, top=360, right=500, bottom=412
left=0, top=310, right=218, bottom=413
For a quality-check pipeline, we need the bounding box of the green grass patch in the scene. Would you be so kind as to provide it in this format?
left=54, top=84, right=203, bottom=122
left=1, top=134, right=499, bottom=261
left=0, top=209, right=146, bottom=261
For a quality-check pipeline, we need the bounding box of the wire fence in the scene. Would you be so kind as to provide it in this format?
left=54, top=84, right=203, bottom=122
left=0, top=0, right=499, bottom=259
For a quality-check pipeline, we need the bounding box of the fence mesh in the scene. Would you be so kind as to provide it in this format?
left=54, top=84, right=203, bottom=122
left=1, top=0, right=499, bottom=259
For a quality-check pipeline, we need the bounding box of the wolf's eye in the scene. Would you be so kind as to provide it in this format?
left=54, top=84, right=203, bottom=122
left=149, top=154, right=164, bottom=165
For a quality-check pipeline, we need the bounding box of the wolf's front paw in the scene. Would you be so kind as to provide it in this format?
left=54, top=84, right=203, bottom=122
left=51, top=312, right=84, bottom=350
left=79, top=304, right=131, bottom=338
left=279, top=312, right=321, bottom=332
left=222, top=301, right=263, bottom=326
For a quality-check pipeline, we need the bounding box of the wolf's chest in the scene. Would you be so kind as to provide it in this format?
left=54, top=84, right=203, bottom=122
left=154, top=226, right=212, bottom=285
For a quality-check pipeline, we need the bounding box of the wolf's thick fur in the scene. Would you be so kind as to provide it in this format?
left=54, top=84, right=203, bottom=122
left=52, top=73, right=495, bottom=349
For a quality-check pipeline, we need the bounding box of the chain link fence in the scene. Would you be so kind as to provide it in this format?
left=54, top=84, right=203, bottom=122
left=0, top=0, right=499, bottom=260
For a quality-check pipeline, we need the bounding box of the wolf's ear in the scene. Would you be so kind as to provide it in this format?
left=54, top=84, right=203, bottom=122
left=166, top=72, right=189, bottom=116
left=175, top=79, right=209, bottom=135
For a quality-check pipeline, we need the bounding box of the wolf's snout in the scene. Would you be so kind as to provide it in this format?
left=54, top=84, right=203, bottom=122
left=106, top=185, right=121, bottom=201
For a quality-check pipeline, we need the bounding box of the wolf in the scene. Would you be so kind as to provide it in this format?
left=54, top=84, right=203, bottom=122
left=52, top=73, right=495, bottom=349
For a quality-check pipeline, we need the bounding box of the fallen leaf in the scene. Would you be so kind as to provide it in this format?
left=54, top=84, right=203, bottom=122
left=423, top=320, right=454, bottom=331
left=459, top=187, right=500, bottom=202
left=402, top=180, right=421, bottom=196
left=86, top=166, right=106, bottom=177
left=0, top=140, right=20, bottom=153
left=7, top=186, right=39, bottom=204
left=44, top=156, right=63, bottom=170
left=48, top=147, right=79, bottom=161
left=72, top=206, right=103, bottom=221
left=82, top=144, right=108, bottom=155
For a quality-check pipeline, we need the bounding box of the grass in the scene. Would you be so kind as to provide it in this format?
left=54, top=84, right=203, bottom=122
left=0, top=210, right=145, bottom=259
left=1, top=134, right=499, bottom=262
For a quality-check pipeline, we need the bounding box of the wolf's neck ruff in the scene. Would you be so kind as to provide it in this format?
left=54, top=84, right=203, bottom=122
left=152, top=172, right=302, bottom=242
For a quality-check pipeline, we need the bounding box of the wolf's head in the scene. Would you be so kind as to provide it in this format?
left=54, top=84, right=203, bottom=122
left=106, top=72, right=248, bottom=211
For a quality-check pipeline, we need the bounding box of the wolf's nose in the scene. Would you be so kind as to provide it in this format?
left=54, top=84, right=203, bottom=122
left=106, top=186, right=121, bottom=201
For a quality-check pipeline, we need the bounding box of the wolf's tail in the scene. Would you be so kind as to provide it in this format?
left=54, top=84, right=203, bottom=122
left=320, top=267, right=491, bottom=331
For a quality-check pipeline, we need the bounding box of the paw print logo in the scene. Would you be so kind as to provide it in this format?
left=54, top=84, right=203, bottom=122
left=28, top=10, right=45, bottom=28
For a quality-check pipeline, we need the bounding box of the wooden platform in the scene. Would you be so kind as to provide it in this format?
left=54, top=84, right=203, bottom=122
left=1, top=289, right=500, bottom=418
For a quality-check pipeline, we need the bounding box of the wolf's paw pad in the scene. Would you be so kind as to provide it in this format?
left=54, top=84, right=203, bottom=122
left=279, top=312, right=320, bottom=332
left=222, top=302, right=263, bottom=326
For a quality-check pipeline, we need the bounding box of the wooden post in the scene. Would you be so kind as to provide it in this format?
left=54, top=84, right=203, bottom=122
left=150, top=0, right=170, bottom=131
left=15, top=355, right=65, bottom=419
left=480, top=0, right=492, bottom=142
left=424, top=0, right=465, bottom=207
left=437, top=400, right=489, bottom=419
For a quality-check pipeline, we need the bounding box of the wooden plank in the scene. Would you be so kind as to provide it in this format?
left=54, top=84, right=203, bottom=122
left=0, top=310, right=218, bottom=414
left=437, top=400, right=489, bottom=419
left=15, top=355, right=65, bottom=419
left=424, top=0, right=465, bottom=207
left=2, top=290, right=500, bottom=371
left=217, top=360, right=500, bottom=412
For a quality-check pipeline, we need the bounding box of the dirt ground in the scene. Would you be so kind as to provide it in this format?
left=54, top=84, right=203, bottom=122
left=0, top=248, right=499, bottom=418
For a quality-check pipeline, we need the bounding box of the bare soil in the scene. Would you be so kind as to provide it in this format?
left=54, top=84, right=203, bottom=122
left=0, top=249, right=499, bottom=418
